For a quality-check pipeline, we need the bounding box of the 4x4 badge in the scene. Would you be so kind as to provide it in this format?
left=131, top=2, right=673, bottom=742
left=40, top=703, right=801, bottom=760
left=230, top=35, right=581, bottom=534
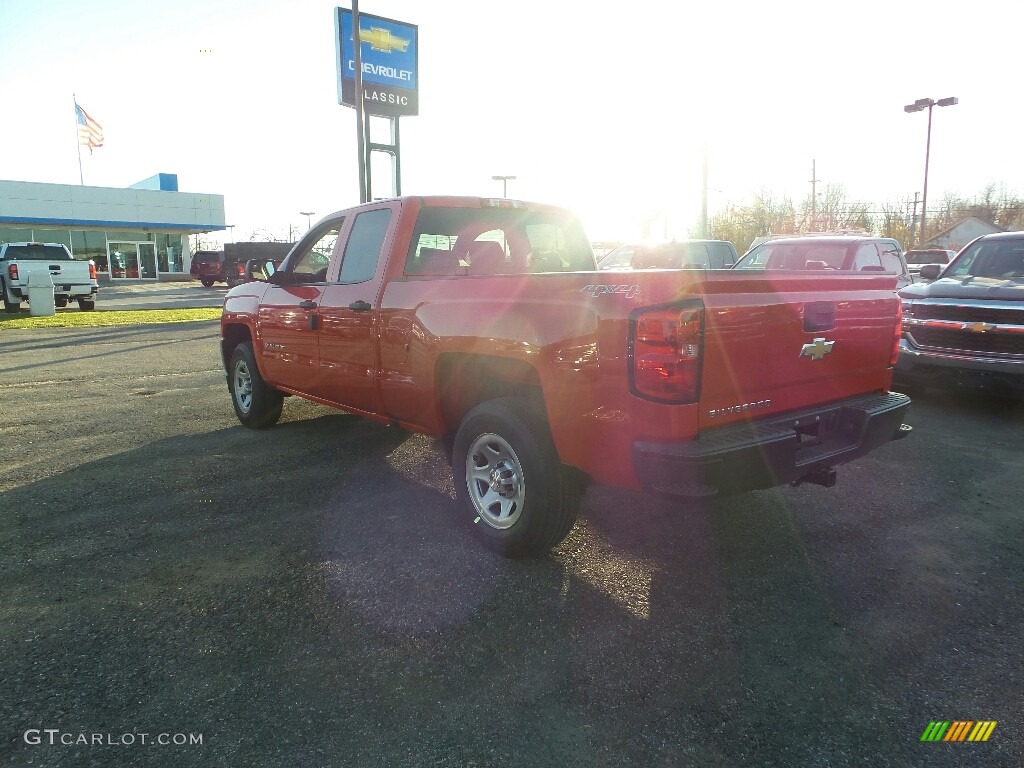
left=800, top=337, right=835, bottom=360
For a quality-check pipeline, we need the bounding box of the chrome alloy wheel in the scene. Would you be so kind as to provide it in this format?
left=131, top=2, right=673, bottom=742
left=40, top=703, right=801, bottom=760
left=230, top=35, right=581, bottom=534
left=233, top=359, right=254, bottom=414
left=466, top=432, right=526, bottom=529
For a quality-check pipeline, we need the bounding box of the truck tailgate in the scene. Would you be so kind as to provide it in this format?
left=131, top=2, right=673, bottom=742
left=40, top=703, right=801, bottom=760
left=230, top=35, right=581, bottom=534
left=14, top=259, right=93, bottom=288
left=695, top=272, right=900, bottom=430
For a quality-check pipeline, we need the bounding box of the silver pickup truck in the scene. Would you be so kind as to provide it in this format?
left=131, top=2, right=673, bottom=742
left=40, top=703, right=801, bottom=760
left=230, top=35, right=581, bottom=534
left=1, top=242, right=99, bottom=313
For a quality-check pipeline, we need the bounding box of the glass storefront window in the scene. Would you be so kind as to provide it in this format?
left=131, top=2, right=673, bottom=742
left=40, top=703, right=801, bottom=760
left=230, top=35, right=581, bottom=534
left=71, top=231, right=109, bottom=272
left=155, top=233, right=185, bottom=272
left=0, top=228, right=33, bottom=244
left=31, top=229, right=73, bottom=249
left=111, top=231, right=153, bottom=243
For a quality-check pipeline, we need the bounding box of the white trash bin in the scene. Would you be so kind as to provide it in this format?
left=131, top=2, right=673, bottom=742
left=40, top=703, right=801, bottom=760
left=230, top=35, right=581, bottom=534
left=27, top=269, right=56, bottom=317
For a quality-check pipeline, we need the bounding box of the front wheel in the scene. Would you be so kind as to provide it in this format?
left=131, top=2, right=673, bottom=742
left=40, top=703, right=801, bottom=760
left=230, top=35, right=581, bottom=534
left=453, top=398, right=581, bottom=557
left=228, top=342, right=283, bottom=428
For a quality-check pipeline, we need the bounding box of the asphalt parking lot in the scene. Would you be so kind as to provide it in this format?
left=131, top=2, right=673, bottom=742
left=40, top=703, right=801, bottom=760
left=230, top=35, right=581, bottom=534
left=72, top=280, right=226, bottom=312
left=1, top=322, right=1022, bottom=767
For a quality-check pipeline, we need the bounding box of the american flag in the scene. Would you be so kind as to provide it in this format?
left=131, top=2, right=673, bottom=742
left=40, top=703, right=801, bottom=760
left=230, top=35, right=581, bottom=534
left=75, top=102, right=104, bottom=154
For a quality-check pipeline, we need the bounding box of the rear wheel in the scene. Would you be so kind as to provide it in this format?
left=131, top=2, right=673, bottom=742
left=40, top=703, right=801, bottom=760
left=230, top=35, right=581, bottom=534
left=1, top=281, right=20, bottom=313
left=200, top=277, right=216, bottom=287
left=78, top=298, right=95, bottom=311
left=453, top=398, right=581, bottom=557
left=55, top=296, right=68, bottom=308
left=228, top=342, right=283, bottom=428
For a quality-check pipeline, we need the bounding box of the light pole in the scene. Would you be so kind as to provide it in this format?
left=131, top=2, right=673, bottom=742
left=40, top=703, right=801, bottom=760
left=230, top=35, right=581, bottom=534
left=904, top=96, right=958, bottom=245
left=491, top=175, right=515, bottom=198
left=300, top=211, right=315, bottom=230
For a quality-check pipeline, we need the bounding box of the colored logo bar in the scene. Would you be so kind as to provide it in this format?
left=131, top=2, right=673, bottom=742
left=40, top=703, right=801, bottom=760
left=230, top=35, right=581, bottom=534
left=920, top=721, right=997, bottom=742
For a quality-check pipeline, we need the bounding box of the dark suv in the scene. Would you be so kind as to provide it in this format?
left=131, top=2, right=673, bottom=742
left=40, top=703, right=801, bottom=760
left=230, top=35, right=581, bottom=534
left=190, top=250, right=226, bottom=287
left=896, top=232, right=1024, bottom=394
left=733, top=235, right=912, bottom=289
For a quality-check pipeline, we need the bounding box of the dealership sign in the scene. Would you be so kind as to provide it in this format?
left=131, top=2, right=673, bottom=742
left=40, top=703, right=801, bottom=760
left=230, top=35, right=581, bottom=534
left=335, top=8, right=418, bottom=117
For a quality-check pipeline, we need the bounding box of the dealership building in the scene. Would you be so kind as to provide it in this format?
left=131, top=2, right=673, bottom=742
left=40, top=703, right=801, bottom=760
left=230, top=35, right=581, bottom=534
left=0, top=174, right=225, bottom=281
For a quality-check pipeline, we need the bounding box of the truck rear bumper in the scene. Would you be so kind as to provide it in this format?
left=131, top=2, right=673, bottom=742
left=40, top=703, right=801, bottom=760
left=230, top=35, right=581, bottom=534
left=11, top=285, right=97, bottom=298
left=633, top=392, right=911, bottom=501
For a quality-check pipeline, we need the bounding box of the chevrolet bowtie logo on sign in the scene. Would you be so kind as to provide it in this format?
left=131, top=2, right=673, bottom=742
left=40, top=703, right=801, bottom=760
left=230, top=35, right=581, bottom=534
left=800, top=337, right=835, bottom=360
left=920, top=720, right=997, bottom=742
left=962, top=322, right=996, bottom=333
left=359, top=26, right=409, bottom=53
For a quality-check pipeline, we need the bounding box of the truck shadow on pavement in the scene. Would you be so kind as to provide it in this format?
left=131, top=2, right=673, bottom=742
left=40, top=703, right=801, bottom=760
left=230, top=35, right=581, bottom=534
left=2, top=410, right=1020, bottom=767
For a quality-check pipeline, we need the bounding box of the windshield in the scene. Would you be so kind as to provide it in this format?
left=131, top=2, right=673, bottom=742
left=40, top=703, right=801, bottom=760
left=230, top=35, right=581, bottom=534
left=734, top=242, right=849, bottom=270
left=944, top=239, right=1024, bottom=280
left=3, top=244, right=73, bottom=260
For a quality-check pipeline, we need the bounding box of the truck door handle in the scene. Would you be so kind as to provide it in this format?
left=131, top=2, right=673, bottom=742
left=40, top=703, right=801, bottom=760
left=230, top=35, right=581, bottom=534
left=349, top=300, right=372, bottom=312
left=299, top=300, right=318, bottom=309
left=49, top=264, right=61, bottom=270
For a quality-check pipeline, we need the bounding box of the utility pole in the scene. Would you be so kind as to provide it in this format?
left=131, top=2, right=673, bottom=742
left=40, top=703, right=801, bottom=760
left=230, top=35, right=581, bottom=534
left=809, top=159, right=819, bottom=231
left=913, top=192, right=921, bottom=249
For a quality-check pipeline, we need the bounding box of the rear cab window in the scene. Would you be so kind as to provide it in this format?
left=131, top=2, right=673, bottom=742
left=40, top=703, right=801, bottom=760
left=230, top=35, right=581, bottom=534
left=405, top=205, right=595, bottom=276
left=735, top=243, right=848, bottom=270
left=2, top=244, right=74, bottom=261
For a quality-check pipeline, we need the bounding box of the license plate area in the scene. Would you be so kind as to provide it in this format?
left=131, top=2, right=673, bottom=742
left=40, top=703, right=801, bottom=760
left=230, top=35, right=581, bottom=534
left=793, top=408, right=859, bottom=465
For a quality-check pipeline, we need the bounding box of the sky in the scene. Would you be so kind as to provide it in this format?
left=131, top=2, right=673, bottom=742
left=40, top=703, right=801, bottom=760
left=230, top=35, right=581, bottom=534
left=1, top=0, right=1021, bottom=245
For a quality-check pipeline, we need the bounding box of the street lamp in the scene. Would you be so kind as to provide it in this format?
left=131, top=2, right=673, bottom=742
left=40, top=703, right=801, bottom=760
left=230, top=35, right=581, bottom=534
left=491, top=175, right=516, bottom=198
left=299, top=211, right=315, bottom=230
left=904, top=96, right=958, bottom=245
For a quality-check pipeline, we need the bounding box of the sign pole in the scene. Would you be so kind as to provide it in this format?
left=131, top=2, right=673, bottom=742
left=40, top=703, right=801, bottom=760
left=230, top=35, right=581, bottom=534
left=351, top=0, right=368, bottom=203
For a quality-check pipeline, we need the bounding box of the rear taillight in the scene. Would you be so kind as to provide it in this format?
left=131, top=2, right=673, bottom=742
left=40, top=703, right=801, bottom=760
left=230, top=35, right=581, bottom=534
left=237, top=262, right=245, bottom=276
left=7, top=263, right=18, bottom=281
left=630, top=304, right=703, bottom=403
left=891, top=299, right=903, bottom=367
left=89, top=261, right=97, bottom=280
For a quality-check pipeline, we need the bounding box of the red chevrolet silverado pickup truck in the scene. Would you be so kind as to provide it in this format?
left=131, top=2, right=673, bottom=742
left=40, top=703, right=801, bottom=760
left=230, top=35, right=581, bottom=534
left=221, top=196, right=911, bottom=556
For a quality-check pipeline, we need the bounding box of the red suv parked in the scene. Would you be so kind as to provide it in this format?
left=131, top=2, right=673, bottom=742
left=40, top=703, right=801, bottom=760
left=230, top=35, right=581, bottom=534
left=190, top=250, right=226, bottom=287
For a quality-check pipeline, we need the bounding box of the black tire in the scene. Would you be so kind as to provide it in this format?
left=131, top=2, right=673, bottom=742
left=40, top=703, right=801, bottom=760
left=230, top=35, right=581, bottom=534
left=1, top=281, right=19, bottom=313
left=78, top=298, right=96, bottom=311
left=228, top=342, right=283, bottom=428
left=55, top=296, right=68, bottom=308
left=453, top=397, right=581, bottom=557
left=200, top=277, right=216, bottom=287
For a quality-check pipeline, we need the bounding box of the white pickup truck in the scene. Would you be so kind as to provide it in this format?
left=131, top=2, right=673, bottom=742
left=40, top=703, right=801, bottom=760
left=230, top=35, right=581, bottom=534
left=1, top=242, right=99, bottom=313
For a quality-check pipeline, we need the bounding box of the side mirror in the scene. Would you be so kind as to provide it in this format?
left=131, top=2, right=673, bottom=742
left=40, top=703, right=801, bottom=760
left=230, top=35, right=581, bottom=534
left=918, top=264, right=943, bottom=281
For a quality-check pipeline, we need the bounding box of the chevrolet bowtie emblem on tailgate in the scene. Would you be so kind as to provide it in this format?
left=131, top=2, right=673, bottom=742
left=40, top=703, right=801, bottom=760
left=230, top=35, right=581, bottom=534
left=800, top=337, right=835, bottom=360
left=962, top=322, right=996, bottom=333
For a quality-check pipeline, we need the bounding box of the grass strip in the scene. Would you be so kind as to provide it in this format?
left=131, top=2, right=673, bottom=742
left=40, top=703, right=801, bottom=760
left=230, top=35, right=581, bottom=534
left=0, top=307, right=221, bottom=330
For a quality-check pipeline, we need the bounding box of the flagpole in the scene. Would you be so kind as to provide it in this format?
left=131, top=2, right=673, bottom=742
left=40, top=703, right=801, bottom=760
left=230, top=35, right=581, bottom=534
left=73, top=93, right=84, bottom=185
